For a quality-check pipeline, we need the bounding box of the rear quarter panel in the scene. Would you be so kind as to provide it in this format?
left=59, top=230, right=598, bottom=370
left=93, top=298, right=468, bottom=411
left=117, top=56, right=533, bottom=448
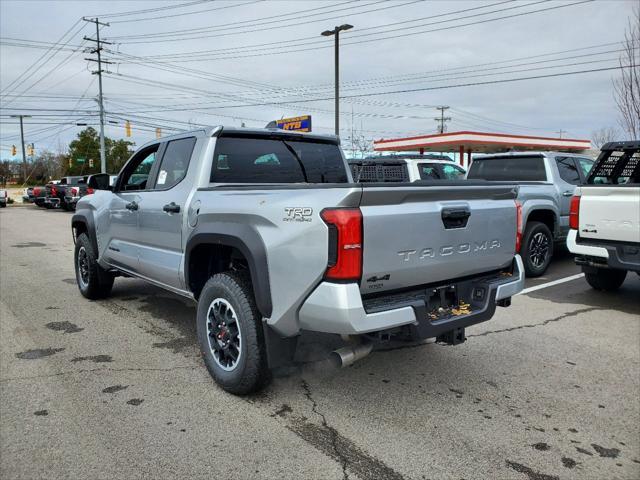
left=190, top=186, right=362, bottom=337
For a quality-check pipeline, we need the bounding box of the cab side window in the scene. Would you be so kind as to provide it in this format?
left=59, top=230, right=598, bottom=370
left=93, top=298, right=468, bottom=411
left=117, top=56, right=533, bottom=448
left=440, top=164, right=465, bottom=179
left=154, top=137, right=196, bottom=190
left=577, top=157, right=594, bottom=179
left=555, top=157, right=580, bottom=185
left=118, top=145, right=159, bottom=191
left=418, top=164, right=439, bottom=180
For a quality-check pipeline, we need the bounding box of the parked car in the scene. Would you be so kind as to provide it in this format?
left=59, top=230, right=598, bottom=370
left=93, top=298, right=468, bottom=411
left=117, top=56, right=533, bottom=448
left=467, top=151, right=595, bottom=277
left=61, top=174, right=114, bottom=211
left=71, top=126, right=524, bottom=394
left=33, top=183, right=53, bottom=207
left=349, top=154, right=465, bottom=182
left=0, top=189, right=7, bottom=207
left=567, top=141, right=640, bottom=290
left=45, top=176, right=87, bottom=210
left=22, top=187, right=34, bottom=203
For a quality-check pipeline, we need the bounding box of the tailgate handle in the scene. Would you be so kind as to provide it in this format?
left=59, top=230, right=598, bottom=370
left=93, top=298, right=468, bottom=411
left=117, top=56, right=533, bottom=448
left=441, top=208, right=470, bottom=229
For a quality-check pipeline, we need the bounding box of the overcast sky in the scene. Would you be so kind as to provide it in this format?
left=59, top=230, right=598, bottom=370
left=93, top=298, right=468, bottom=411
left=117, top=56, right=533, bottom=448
left=0, top=0, right=637, bottom=159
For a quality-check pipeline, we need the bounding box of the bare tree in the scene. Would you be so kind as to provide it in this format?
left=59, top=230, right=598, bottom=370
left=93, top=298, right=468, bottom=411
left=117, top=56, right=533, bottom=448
left=591, top=127, right=620, bottom=149
left=613, top=4, right=640, bottom=139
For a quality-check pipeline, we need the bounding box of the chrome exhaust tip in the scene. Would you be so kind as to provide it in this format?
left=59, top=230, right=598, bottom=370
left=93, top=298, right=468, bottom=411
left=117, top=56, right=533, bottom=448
left=330, top=342, right=373, bottom=368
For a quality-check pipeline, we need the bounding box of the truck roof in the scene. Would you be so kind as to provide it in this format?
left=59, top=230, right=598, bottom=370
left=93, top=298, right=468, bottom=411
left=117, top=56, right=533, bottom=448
left=153, top=126, right=339, bottom=146
left=474, top=151, right=594, bottom=159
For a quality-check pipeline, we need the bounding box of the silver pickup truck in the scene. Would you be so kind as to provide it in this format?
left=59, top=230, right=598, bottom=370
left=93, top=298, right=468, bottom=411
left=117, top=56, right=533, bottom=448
left=71, top=127, right=524, bottom=394
left=467, top=151, right=595, bottom=277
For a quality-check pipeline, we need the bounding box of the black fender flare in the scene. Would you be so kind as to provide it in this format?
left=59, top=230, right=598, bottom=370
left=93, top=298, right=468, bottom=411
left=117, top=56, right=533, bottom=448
left=185, top=224, right=272, bottom=318
left=71, top=211, right=99, bottom=255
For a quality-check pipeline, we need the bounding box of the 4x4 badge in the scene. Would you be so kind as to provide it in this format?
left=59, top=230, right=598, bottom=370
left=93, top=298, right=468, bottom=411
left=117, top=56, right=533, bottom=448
left=366, top=274, right=390, bottom=283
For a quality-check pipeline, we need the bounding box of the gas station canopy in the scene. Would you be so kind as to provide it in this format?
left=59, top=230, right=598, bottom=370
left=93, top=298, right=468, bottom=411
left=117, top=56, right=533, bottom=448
left=373, top=131, right=591, bottom=154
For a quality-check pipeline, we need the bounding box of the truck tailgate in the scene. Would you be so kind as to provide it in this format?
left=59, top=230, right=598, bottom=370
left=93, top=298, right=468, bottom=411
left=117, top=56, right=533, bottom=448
left=359, top=184, right=518, bottom=294
left=579, top=186, right=640, bottom=243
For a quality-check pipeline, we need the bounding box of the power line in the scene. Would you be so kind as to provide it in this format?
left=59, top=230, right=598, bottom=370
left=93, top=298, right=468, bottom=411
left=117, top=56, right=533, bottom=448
left=89, top=0, right=209, bottom=19
left=0, top=19, right=84, bottom=97
left=109, top=1, right=420, bottom=41
left=110, top=64, right=636, bottom=110
left=109, top=0, right=262, bottom=24
left=112, top=0, right=513, bottom=46
left=109, top=0, right=360, bottom=38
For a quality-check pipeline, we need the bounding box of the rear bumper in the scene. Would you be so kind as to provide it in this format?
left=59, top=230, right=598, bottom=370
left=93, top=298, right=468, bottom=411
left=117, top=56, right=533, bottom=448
left=299, top=255, right=524, bottom=336
left=568, top=230, right=640, bottom=272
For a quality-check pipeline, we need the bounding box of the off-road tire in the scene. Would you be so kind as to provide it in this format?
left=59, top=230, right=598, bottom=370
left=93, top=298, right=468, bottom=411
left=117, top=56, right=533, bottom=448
left=196, top=271, right=270, bottom=395
left=74, top=232, right=114, bottom=299
left=584, top=267, right=627, bottom=291
left=521, top=221, right=554, bottom=277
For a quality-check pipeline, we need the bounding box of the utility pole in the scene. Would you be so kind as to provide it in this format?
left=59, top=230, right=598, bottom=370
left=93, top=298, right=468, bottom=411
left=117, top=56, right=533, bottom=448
left=10, top=114, right=31, bottom=182
left=434, top=106, right=451, bottom=134
left=321, top=24, right=353, bottom=136
left=83, top=17, right=111, bottom=173
left=556, top=129, right=566, bottom=139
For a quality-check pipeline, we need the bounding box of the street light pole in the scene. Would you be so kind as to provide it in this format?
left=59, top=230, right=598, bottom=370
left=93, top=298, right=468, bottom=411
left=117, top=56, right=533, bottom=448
left=10, top=114, right=31, bottom=183
left=321, top=24, right=353, bottom=137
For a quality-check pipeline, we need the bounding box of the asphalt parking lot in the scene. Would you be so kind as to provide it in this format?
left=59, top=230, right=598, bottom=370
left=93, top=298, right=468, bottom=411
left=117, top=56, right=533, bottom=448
left=1, top=206, right=639, bottom=480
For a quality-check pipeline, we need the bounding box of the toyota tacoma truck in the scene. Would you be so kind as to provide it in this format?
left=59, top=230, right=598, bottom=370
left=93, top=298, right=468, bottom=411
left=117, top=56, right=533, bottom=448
left=71, top=127, right=524, bottom=394
left=567, top=141, right=640, bottom=290
left=467, top=151, right=595, bottom=277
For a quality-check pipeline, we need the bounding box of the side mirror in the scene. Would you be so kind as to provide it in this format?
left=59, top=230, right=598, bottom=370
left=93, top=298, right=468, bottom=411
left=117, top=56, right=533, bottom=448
left=88, top=173, right=111, bottom=191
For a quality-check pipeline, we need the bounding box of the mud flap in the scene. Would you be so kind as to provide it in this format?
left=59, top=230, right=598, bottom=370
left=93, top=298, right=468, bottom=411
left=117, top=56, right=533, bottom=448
left=262, top=321, right=298, bottom=369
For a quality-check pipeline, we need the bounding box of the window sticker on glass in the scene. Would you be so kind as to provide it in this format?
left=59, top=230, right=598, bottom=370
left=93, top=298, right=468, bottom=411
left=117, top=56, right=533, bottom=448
left=217, top=155, right=230, bottom=170
left=157, top=170, right=167, bottom=185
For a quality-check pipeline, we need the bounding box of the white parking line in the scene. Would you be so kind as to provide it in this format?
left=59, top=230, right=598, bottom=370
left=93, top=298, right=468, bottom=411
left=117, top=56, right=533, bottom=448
left=518, top=273, right=585, bottom=295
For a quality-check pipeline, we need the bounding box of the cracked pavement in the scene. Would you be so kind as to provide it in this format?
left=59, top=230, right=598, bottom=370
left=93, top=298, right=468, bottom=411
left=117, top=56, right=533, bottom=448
left=1, top=207, right=639, bottom=479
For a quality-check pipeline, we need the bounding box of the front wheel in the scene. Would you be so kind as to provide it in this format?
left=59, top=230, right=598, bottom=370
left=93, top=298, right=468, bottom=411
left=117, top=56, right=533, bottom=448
left=521, top=221, right=554, bottom=277
left=74, top=233, right=114, bottom=299
left=584, top=267, right=627, bottom=291
left=196, top=271, right=270, bottom=395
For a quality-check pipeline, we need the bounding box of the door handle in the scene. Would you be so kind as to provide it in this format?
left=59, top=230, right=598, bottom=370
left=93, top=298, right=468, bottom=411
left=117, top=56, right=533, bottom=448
left=562, top=191, right=574, bottom=197
left=163, top=202, right=180, bottom=214
left=125, top=201, right=138, bottom=211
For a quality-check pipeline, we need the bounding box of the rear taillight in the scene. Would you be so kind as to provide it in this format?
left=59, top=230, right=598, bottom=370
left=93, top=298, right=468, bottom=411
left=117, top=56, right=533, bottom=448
left=34, top=187, right=40, bottom=195
left=515, top=200, right=523, bottom=253
left=51, top=186, right=57, bottom=196
left=321, top=208, right=363, bottom=281
left=569, top=194, right=581, bottom=230
left=86, top=187, right=94, bottom=195
left=71, top=187, right=78, bottom=196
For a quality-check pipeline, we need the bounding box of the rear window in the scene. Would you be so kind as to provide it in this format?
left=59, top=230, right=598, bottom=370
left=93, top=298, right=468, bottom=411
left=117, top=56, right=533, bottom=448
left=467, top=156, right=546, bottom=181
left=350, top=162, right=409, bottom=182
left=210, top=137, right=347, bottom=183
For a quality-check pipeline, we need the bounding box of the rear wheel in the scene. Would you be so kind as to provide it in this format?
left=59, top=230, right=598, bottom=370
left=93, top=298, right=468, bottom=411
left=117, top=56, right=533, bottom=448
left=196, top=271, right=270, bottom=395
left=74, top=233, right=114, bottom=299
left=521, top=221, right=553, bottom=277
left=584, top=267, right=627, bottom=291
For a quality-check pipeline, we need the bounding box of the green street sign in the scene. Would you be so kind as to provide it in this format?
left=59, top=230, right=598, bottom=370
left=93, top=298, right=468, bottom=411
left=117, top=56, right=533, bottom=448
left=76, top=157, right=86, bottom=164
